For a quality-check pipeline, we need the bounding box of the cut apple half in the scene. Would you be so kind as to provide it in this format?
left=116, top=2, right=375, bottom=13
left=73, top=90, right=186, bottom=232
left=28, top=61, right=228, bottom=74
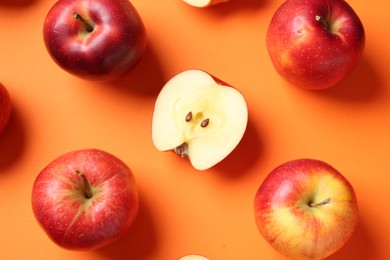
left=182, top=0, right=230, bottom=8
left=178, top=254, right=210, bottom=260
left=152, top=69, right=248, bottom=170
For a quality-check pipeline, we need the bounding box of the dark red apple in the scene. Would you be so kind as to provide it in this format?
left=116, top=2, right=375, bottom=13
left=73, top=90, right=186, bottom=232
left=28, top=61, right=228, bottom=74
left=43, top=0, right=147, bottom=82
left=266, top=0, right=365, bottom=90
left=31, top=149, right=139, bottom=250
left=0, top=82, right=11, bottom=136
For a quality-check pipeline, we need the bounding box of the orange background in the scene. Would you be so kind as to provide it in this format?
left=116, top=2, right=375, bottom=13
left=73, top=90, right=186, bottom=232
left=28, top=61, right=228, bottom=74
left=0, top=0, right=389, bottom=259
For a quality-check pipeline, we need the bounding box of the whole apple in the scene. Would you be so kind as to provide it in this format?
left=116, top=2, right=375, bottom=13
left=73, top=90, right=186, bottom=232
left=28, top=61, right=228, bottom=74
left=43, top=0, right=147, bottom=81
left=0, top=82, right=11, bottom=136
left=254, top=159, right=358, bottom=260
left=31, top=149, right=139, bottom=250
left=152, top=69, right=248, bottom=170
left=266, top=0, right=365, bottom=90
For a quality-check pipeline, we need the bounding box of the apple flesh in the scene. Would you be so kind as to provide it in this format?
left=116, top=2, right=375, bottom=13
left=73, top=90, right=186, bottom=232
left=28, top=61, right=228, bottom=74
left=266, top=0, right=365, bottom=89
left=254, top=159, right=358, bottom=260
left=152, top=69, right=248, bottom=171
left=31, top=149, right=139, bottom=250
left=0, top=82, right=11, bottom=136
left=43, top=0, right=147, bottom=82
left=178, top=254, right=209, bottom=260
left=182, top=0, right=229, bottom=8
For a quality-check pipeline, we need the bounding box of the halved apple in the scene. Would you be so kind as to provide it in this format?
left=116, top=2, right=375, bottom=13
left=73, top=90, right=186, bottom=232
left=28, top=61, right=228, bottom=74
left=178, top=254, right=209, bottom=260
left=182, top=0, right=230, bottom=8
left=152, top=69, right=248, bottom=171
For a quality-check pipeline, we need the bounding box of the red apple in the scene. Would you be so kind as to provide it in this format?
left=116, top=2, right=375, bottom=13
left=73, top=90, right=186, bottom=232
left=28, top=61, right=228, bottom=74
left=0, top=82, right=11, bottom=136
left=254, top=159, right=358, bottom=260
left=31, top=149, right=139, bottom=250
left=266, top=0, right=365, bottom=90
left=43, top=0, right=147, bottom=82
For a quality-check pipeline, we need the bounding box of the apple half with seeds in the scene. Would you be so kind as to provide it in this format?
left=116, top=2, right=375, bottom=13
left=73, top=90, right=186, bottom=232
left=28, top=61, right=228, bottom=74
left=152, top=69, right=248, bottom=170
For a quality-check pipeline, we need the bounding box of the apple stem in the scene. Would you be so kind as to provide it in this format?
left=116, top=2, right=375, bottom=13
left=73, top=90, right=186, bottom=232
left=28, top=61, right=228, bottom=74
left=200, top=118, right=209, bottom=128
left=175, top=143, right=189, bottom=158
left=315, top=15, right=329, bottom=30
left=73, top=13, right=94, bottom=33
left=75, top=171, right=93, bottom=199
left=309, top=197, right=331, bottom=207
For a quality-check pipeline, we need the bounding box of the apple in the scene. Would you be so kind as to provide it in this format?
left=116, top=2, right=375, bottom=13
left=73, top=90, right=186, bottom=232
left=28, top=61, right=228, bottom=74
left=151, top=69, right=248, bottom=171
left=0, top=82, right=11, bottom=136
left=178, top=254, right=209, bottom=260
left=182, top=0, right=229, bottom=8
left=254, top=159, right=358, bottom=260
left=31, top=149, right=139, bottom=250
left=43, top=0, right=147, bottom=82
left=266, top=0, right=365, bottom=90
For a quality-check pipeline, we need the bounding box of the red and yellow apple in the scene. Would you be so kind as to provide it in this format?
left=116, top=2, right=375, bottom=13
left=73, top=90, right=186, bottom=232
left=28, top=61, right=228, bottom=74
left=0, top=82, right=11, bottom=136
left=31, top=149, right=139, bottom=250
left=254, top=159, right=358, bottom=260
left=152, top=69, right=248, bottom=171
left=266, top=0, right=365, bottom=90
left=43, top=0, right=147, bottom=81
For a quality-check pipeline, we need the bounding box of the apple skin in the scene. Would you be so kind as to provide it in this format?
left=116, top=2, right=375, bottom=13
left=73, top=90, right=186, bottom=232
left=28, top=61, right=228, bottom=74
left=266, top=0, right=365, bottom=90
left=254, top=159, right=358, bottom=260
left=43, top=0, right=147, bottom=82
left=31, top=149, right=139, bottom=250
left=0, top=82, right=11, bottom=136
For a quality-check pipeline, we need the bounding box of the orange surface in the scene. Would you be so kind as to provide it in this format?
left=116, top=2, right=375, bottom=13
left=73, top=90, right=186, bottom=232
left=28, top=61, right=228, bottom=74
left=0, top=0, right=389, bottom=259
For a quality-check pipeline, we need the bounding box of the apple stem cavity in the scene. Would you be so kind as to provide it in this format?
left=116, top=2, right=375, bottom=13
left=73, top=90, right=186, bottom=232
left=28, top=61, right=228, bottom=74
left=315, top=15, right=330, bottom=31
left=75, top=170, right=93, bottom=199
left=309, top=197, right=331, bottom=207
left=73, top=13, right=94, bottom=33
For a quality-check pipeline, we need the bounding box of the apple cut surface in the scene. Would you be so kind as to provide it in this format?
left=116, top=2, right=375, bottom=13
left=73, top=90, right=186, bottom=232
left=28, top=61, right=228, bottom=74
left=182, top=0, right=229, bottom=7
left=152, top=70, right=248, bottom=170
left=178, top=254, right=209, bottom=260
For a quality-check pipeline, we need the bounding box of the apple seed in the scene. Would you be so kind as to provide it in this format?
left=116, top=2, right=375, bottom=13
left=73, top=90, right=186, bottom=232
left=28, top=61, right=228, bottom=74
left=75, top=170, right=93, bottom=199
left=200, top=118, right=209, bottom=128
left=185, top=111, right=193, bottom=122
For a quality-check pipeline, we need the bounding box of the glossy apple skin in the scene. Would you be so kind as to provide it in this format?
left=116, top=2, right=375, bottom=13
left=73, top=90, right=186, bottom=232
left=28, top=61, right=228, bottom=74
left=43, top=0, right=147, bottom=82
left=31, top=149, right=139, bottom=250
left=0, top=82, right=11, bottom=136
left=266, top=0, right=365, bottom=90
left=254, top=159, right=358, bottom=260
